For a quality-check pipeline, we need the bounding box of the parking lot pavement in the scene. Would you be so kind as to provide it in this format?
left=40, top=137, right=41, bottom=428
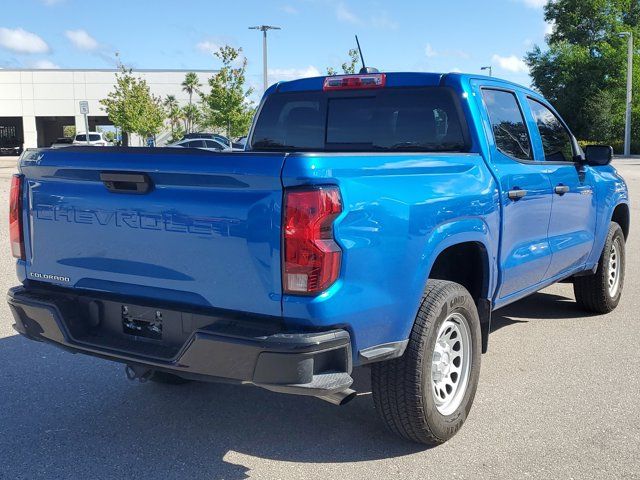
left=0, top=159, right=638, bottom=479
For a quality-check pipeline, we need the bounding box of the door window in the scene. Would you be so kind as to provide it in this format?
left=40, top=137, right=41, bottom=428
left=527, top=99, right=575, bottom=162
left=482, top=89, right=532, bottom=161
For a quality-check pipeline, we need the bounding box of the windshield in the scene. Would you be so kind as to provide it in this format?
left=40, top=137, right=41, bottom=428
left=250, top=87, right=466, bottom=152
left=75, top=134, right=101, bottom=142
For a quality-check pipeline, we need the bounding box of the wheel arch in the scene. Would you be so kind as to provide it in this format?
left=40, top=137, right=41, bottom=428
left=414, top=222, right=498, bottom=353
left=612, top=202, right=630, bottom=239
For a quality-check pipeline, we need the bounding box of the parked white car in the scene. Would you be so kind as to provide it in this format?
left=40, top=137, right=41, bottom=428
left=73, top=132, right=110, bottom=146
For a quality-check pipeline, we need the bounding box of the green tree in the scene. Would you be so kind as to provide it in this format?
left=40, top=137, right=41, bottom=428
left=327, top=48, right=360, bottom=75
left=200, top=46, right=255, bottom=138
left=100, top=68, right=166, bottom=144
left=164, top=94, right=182, bottom=137
left=182, top=72, right=201, bottom=104
left=526, top=0, right=640, bottom=149
left=182, top=103, right=201, bottom=134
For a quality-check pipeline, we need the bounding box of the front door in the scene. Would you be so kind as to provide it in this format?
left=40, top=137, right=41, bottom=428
left=525, top=98, right=597, bottom=278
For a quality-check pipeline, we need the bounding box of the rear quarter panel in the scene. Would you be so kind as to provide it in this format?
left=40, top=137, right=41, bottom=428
left=281, top=152, right=500, bottom=356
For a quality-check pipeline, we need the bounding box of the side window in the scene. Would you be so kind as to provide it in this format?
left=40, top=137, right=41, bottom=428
left=482, top=89, right=532, bottom=161
left=204, top=140, right=221, bottom=150
left=527, top=99, right=575, bottom=162
left=188, top=140, right=205, bottom=148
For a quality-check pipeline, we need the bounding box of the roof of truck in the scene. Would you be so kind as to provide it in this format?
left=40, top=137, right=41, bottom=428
left=271, top=71, right=538, bottom=96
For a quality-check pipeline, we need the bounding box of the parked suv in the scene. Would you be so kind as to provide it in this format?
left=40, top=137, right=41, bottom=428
left=73, top=132, right=109, bottom=146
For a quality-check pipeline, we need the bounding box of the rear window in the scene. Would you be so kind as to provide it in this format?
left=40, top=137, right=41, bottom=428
left=75, top=134, right=101, bottom=142
left=250, top=87, right=466, bottom=152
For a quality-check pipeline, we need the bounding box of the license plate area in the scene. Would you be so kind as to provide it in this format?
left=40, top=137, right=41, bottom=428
left=121, top=305, right=163, bottom=340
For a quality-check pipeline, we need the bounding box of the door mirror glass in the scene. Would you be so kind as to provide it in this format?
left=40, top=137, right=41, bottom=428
left=584, top=145, right=613, bottom=166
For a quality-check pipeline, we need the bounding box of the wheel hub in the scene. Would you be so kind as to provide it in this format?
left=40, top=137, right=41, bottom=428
left=430, top=313, right=472, bottom=416
left=607, top=240, right=621, bottom=297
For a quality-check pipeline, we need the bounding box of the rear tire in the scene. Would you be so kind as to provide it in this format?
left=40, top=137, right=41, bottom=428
left=149, top=371, right=191, bottom=385
left=574, top=222, right=625, bottom=313
left=371, top=280, right=481, bottom=445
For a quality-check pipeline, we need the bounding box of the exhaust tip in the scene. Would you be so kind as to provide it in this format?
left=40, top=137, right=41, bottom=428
left=318, top=388, right=357, bottom=406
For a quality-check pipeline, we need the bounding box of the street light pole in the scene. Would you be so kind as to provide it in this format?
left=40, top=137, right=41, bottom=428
left=620, top=32, right=633, bottom=156
left=249, top=25, right=281, bottom=92
left=481, top=66, right=493, bottom=77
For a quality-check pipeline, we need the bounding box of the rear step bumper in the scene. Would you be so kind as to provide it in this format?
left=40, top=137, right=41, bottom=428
left=7, top=286, right=353, bottom=398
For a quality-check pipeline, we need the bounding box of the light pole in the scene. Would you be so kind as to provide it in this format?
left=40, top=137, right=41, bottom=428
left=249, top=25, right=281, bottom=92
left=619, top=32, right=633, bottom=156
left=481, top=66, right=493, bottom=77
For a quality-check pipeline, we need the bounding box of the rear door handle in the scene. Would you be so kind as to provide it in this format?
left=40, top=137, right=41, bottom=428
left=554, top=184, right=570, bottom=195
left=508, top=188, right=527, bottom=200
left=100, top=172, right=153, bottom=194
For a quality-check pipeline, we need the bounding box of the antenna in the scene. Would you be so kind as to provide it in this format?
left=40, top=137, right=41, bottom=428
left=355, top=35, right=366, bottom=72
left=355, top=35, right=378, bottom=74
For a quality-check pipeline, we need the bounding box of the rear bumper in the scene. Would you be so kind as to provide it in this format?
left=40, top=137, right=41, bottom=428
left=7, top=286, right=353, bottom=397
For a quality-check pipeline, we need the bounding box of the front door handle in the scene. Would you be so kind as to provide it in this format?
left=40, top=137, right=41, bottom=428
left=508, top=188, right=527, bottom=200
left=554, top=184, right=570, bottom=195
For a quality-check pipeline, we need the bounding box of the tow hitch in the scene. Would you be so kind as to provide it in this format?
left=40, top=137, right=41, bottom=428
left=125, top=364, right=153, bottom=383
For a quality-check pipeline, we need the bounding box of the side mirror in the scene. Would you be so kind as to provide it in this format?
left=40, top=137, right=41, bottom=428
left=584, top=145, right=613, bottom=166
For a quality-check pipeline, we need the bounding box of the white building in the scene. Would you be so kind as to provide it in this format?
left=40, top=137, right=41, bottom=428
left=0, top=68, right=215, bottom=149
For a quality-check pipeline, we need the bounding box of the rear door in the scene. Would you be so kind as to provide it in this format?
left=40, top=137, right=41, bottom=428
left=478, top=87, right=554, bottom=300
left=21, top=148, right=285, bottom=315
left=525, top=98, right=597, bottom=277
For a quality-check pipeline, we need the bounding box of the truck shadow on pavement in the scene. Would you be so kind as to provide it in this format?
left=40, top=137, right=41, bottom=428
left=490, top=289, right=597, bottom=333
left=0, top=290, right=588, bottom=479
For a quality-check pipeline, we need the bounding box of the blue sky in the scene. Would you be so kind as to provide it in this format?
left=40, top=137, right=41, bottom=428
left=1, top=0, right=550, bottom=94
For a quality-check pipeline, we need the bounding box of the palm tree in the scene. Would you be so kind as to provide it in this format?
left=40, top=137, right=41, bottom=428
left=182, top=104, right=200, bottom=134
left=181, top=72, right=201, bottom=107
left=181, top=73, right=201, bottom=133
left=163, top=95, right=179, bottom=136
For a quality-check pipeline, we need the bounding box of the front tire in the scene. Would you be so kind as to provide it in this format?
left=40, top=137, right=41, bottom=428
left=574, top=222, right=625, bottom=313
left=371, top=280, right=481, bottom=445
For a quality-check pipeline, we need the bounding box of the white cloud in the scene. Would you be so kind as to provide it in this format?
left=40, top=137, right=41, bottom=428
left=334, top=3, right=398, bottom=30
left=280, top=5, right=298, bottom=14
left=518, top=0, right=547, bottom=8
left=492, top=54, right=529, bottom=73
left=0, top=27, right=49, bottom=54
left=196, top=40, right=221, bottom=54
left=336, top=2, right=361, bottom=24
left=30, top=59, right=60, bottom=69
left=371, top=11, right=398, bottom=30
left=65, top=29, right=98, bottom=51
left=425, top=43, right=469, bottom=59
left=268, top=65, right=322, bottom=82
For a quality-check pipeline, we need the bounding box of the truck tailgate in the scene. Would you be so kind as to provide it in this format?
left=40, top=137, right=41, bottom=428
left=19, top=147, right=285, bottom=316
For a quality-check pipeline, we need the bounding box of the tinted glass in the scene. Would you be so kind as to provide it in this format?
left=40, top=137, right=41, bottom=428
left=187, top=140, right=205, bottom=148
left=75, top=134, right=101, bottom=142
left=527, top=99, right=574, bottom=162
left=482, top=89, right=531, bottom=160
left=251, top=87, right=466, bottom=152
left=204, top=140, right=222, bottom=149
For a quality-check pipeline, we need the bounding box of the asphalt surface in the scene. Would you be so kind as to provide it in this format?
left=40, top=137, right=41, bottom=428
left=0, top=155, right=638, bottom=479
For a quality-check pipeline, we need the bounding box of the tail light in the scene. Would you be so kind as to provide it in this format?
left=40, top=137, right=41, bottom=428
left=283, top=186, right=342, bottom=295
left=323, top=73, right=386, bottom=91
left=10, top=174, right=24, bottom=260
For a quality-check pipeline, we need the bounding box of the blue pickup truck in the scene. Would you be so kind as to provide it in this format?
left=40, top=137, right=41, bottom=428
left=8, top=72, right=629, bottom=445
